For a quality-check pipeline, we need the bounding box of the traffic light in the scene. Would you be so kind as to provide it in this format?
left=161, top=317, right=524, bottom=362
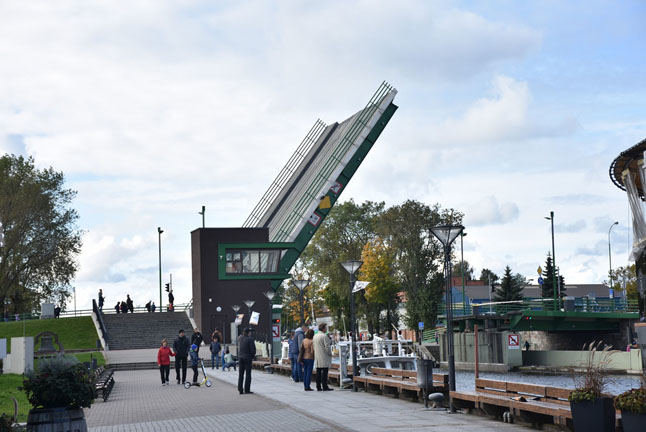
left=273, top=318, right=280, bottom=324
left=164, top=283, right=170, bottom=292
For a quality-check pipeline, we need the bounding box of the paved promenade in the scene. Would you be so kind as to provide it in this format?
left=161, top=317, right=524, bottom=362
left=85, top=352, right=531, bottom=431
left=84, top=369, right=339, bottom=431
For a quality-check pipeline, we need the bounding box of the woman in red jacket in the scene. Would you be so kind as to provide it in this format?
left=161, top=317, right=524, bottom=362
left=157, top=338, right=175, bottom=385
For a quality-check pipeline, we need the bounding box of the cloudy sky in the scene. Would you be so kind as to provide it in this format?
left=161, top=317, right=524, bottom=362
left=1, top=1, right=645, bottom=310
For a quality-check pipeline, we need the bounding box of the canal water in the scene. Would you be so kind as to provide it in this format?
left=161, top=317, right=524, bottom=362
left=448, top=370, right=643, bottom=395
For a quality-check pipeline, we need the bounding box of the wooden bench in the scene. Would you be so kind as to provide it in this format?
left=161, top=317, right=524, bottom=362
left=353, top=367, right=448, bottom=401
left=94, top=367, right=115, bottom=402
left=451, top=378, right=573, bottom=426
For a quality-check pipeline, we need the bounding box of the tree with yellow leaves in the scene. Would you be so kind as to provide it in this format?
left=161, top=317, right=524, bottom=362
left=359, top=237, right=399, bottom=338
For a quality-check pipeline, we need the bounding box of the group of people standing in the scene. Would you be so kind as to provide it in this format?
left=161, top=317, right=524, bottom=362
left=288, top=323, right=333, bottom=392
left=156, top=327, right=204, bottom=385
left=114, top=294, right=134, bottom=314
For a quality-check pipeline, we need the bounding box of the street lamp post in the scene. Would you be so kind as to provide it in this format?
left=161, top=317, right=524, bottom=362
left=244, top=300, right=255, bottom=326
left=460, top=232, right=467, bottom=315
left=544, top=212, right=557, bottom=310
left=293, top=279, right=310, bottom=326
left=341, top=260, right=363, bottom=392
left=198, top=206, right=205, bottom=228
left=157, top=227, right=163, bottom=311
left=431, top=224, right=464, bottom=413
left=232, top=304, right=240, bottom=344
left=608, top=221, right=619, bottom=290
left=263, top=290, right=276, bottom=367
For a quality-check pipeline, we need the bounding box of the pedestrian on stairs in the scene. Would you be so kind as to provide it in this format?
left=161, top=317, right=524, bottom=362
left=173, top=329, right=190, bottom=384
left=98, top=289, right=104, bottom=311
left=126, top=295, right=134, bottom=313
left=114, top=302, right=120, bottom=314
left=157, top=338, right=175, bottom=385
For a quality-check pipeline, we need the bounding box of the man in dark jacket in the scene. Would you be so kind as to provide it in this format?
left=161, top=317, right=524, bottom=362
left=293, top=324, right=307, bottom=382
left=173, top=329, right=190, bottom=384
left=237, top=328, right=256, bottom=394
left=287, top=331, right=299, bottom=382
left=191, top=327, right=203, bottom=353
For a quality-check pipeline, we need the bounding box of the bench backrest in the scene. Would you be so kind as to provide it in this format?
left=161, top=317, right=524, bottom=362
left=475, top=378, right=571, bottom=404
left=369, top=367, right=448, bottom=387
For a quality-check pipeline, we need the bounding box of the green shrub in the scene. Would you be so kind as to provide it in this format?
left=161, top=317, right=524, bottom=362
left=615, top=388, right=646, bottom=414
left=23, top=356, right=95, bottom=409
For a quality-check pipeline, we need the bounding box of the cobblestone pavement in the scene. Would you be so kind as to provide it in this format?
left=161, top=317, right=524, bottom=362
left=207, top=367, right=532, bottom=432
left=85, top=369, right=340, bottom=431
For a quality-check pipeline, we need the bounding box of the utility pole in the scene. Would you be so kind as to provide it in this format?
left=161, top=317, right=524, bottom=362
left=158, top=227, right=163, bottom=311
left=199, top=206, right=205, bottom=228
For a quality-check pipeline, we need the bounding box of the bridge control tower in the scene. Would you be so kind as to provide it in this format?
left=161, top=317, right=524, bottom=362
left=191, top=83, right=398, bottom=343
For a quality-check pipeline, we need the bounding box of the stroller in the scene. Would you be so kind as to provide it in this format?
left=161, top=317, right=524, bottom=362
left=184, top=358, right=213, bottom=389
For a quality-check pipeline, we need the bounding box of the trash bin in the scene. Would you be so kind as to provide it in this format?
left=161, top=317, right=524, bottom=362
left=564, top=296, right=575, bottom=312
left=416, top=358, right=434, bottom=391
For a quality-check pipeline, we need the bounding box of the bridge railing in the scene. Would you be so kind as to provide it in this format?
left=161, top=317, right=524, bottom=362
left=437, top=297, right=640, bottom=317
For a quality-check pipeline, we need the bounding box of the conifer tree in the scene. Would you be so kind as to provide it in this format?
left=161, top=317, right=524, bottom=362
left=494, top=266, right=524, bottom=301
left=542, top=254, right=565, bottom=298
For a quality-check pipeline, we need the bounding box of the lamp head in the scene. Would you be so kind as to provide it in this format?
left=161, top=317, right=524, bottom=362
left=231, top=304, right=240, bottom=312
left=341, top=260, right=363, bottom=275
left=263, top=290, right=275, bottom=301
left=244, top=300, right=255, bottom=309
left=158, top=227, right=164, bottom=234
left=293, top=279, right=310, bottom=290
left=430, top=224, right=464, bottom=247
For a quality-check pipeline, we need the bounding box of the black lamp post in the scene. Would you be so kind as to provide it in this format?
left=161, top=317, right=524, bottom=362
left=341, top=260, right=363, bottom=392
left=544, top=212, right=558, bottom=310
left=292, top=279, right=309, bottom=326
left=608, top=221, right=619, bottom=290
left=431, top=224, right=464, bottom=412
left=231, top=304, right=240, bottom=342
left=157, top=227, right=163, bottom=311
left=460, top=232, right=467, bottom=315
left=263, top=290, right=275, bottom=367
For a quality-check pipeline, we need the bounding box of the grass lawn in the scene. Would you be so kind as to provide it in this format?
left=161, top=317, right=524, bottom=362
left=0, top=316, right=99, bottom=352
left=0, top=374, right=30, bottom=423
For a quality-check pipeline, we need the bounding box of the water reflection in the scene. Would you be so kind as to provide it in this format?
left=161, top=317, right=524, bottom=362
left=444, top=370, right=643, bottom=395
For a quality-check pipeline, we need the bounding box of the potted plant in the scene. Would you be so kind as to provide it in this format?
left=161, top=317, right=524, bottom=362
left=614, top=373, right=646, bottom=432
left=568, top=341, right=616, bottom=432
left=23, top=355, right=95, bottom=431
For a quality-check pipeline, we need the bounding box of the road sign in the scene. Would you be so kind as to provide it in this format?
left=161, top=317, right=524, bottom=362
left=537, top=266, right=542, bottom=275
left=272, top=325, right=280, bottom=339
left=538, top=276, right=544, bottom=286
left=418, top=322, right=424, bottom=330
left=508, top=334, right=520, bottom=350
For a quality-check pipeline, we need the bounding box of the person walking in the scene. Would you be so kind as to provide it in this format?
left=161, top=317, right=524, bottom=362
left=126, top=294, right=134, bottom=313
left=293, top=323, right=307, bottom=383
left=210, top=332, right=221, bottom=369
left=173, top=329, right=190, bottom=384
left=98, top=289, right=104, bottom=311
left=191, top=327, right=203, bottom=353
left=313, top=323, right=333, bottom=391
left=168, top=290, right=174, bottom=311
left=120, top=300, right=128, bottom=314
left=299, top=328, right=315, bottom=391
left=237, top=328, right=256, bottom=394
left=114, top=302, right=120, bottom=314
left=189, top=344, right=200, bottom=384
left=287, top=331, right=299, bottom=382
left=157, top=338, right=175, bottom=386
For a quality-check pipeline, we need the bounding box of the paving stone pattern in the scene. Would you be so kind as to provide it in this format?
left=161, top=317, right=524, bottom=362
left=84, top=370, right=338, bottom=432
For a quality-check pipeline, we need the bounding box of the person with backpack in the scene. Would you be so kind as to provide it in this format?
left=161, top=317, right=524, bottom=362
left=157, top=338, right=175, bottom=386
left=189, top=344, right=200, bottom=384
left=173, top=329, right=190, bottom=384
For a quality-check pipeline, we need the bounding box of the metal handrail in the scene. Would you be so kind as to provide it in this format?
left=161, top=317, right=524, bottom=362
left=92, top=299, right=109, bottom=345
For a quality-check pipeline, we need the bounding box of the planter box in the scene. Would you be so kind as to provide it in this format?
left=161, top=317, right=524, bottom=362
left=621, top=411, right=646, bottom=432
left=26, top=407, right=87, bottom=432
left=570, top=397, right=615, bottom=432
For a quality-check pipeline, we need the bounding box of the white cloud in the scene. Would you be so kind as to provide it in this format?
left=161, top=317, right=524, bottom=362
left=465, top=196, right=519, bottom=226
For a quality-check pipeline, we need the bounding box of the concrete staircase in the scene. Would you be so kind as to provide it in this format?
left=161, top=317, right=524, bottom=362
left=102, top=311, right=194, bottom=350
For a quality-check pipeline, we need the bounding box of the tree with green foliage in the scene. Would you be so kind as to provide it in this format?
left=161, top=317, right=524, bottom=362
left=479, top=268, right=499, bottom=293
left=494, top=266, right=525, bottom=301
left=610, top=264, right=643, bottom=315
left=376, top=200, right=462, bottom=331
left=0, top=155, right=82, bottom=315
left=452, top=259, right=475, bottom=281
left=300, top=200, right=384, bottom=328
left=542, top=254, right=565, bottom=298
